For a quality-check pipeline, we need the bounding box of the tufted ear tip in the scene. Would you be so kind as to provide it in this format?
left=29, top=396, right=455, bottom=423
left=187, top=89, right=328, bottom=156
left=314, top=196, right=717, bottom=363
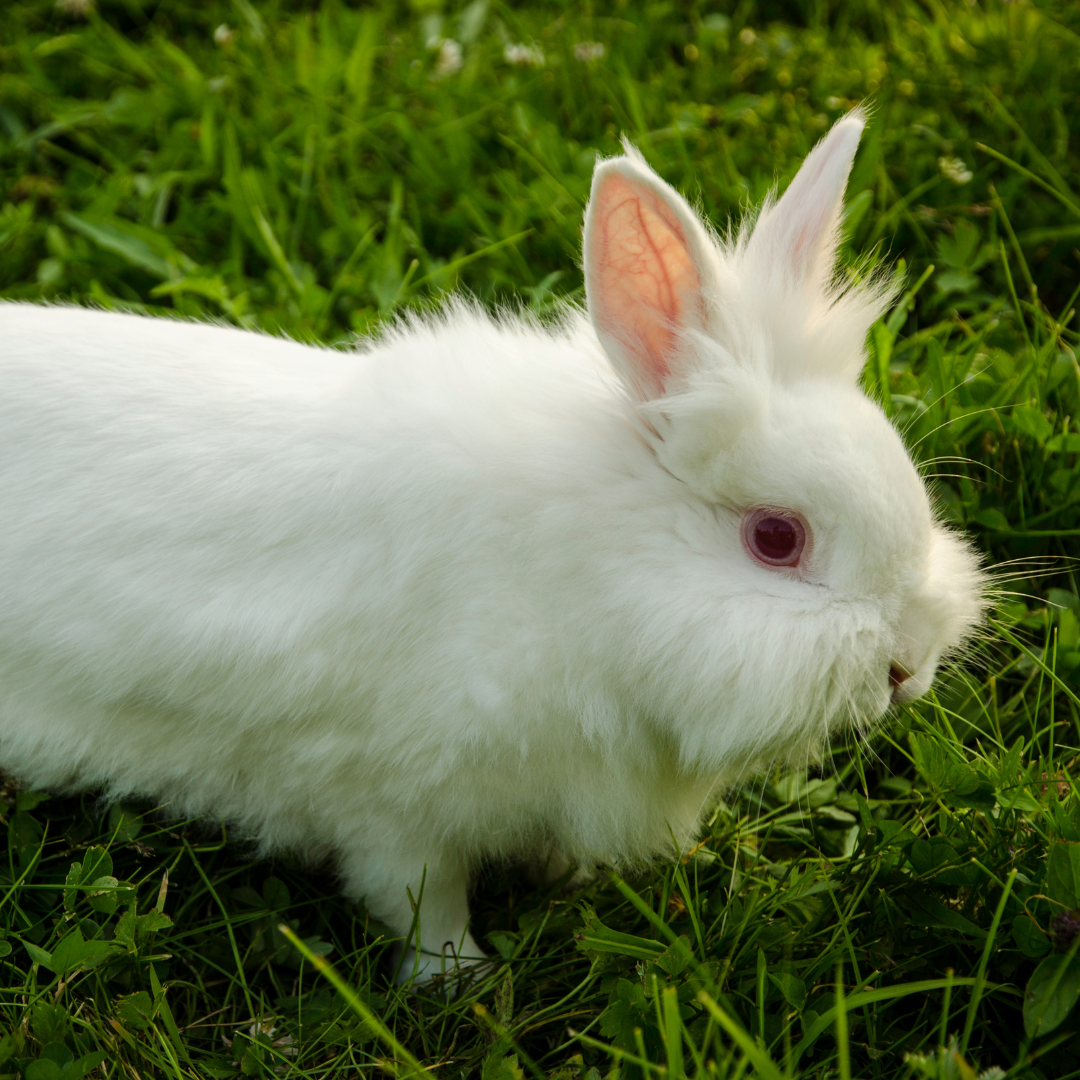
left=748, top=108, right=867, bottom=286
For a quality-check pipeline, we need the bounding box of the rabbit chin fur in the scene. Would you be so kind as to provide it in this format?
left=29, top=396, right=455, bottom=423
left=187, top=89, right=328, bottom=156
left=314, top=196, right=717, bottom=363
left=0, top=111, right=984, bottom=984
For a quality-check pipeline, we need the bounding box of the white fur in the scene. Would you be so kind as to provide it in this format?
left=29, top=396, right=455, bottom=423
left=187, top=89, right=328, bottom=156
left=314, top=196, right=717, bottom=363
left=0, top=115, right=984, bottom=983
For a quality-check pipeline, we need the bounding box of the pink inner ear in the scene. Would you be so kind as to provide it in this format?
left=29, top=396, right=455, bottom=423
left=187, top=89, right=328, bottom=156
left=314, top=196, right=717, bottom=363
left=593, top=174, right=701, bottom=396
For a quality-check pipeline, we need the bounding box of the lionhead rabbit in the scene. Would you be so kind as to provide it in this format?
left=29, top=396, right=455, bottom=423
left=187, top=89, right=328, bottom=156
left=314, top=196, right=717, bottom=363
left=0, top=110, right=983, bottom=984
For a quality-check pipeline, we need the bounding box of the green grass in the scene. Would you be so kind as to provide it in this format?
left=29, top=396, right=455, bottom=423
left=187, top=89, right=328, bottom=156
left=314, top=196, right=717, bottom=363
left=2, top=0, right=1080, bottom=1076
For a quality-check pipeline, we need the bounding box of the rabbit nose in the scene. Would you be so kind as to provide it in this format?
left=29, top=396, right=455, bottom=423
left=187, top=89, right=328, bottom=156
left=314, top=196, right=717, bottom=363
left=888, top=664, right=911, bottom=691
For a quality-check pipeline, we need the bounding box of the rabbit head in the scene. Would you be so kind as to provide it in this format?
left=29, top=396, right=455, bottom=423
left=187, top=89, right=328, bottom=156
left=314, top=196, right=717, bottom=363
left=582, top=111, right=985, bottom=769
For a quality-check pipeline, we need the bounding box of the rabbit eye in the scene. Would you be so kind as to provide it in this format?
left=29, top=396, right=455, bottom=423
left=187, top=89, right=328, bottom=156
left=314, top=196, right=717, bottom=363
left=742, top=509, right=807, bottom=569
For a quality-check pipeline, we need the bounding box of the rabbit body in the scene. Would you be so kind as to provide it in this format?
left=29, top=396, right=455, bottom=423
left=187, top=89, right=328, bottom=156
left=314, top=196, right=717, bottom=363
left=0, top=113, right=984, bottom=981
left=0, top=302, right=722, bottom=969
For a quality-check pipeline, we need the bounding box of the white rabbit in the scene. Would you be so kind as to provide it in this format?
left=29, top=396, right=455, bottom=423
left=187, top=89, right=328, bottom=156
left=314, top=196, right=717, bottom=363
left=0, top=110, right=984, bottom=984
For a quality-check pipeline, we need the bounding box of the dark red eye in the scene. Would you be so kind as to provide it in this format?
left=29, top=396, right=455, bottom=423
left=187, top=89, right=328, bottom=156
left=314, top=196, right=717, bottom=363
left=742, top=508, right=807, bottom=568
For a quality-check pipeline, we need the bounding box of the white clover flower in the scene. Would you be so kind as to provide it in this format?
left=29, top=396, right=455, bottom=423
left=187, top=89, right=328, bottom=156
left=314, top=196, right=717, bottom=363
left=435, top=39, right=464, bottom=77
left=938, top=156, right=973, bottom=184
left=573, top=41, right=606, bottom=62
left=55, top=0, right=94, bottom=15
left=504, top=43, right=545, bottom=66
left=213, top=24, right=236, bottom=46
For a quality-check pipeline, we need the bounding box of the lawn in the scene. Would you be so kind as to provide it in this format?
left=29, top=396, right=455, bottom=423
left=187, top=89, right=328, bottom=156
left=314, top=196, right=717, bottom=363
left=1, top=0, right=1080, bottom=1077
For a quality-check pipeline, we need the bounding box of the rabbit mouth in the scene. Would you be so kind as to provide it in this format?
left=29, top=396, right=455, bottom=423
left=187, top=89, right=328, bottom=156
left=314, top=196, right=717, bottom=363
left=890, top=662, right=930, bottom=706
left=889, top=663, right=922, bottom=704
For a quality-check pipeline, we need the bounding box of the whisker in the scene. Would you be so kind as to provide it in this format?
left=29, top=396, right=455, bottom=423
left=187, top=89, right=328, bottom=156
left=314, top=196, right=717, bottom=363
left=923, top=472, right=984, bottom=484
left=905, top=402, right=1029, bottom=451
left=899, top=375, right=978, bottom=438
left=917, top=456, right=1008, bottom=481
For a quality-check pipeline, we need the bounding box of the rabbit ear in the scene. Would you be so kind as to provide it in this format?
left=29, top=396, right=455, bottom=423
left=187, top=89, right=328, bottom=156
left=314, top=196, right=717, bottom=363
left=747, top=109, right=865, bottom=286
left=583, top=150, right=715, bottom=401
